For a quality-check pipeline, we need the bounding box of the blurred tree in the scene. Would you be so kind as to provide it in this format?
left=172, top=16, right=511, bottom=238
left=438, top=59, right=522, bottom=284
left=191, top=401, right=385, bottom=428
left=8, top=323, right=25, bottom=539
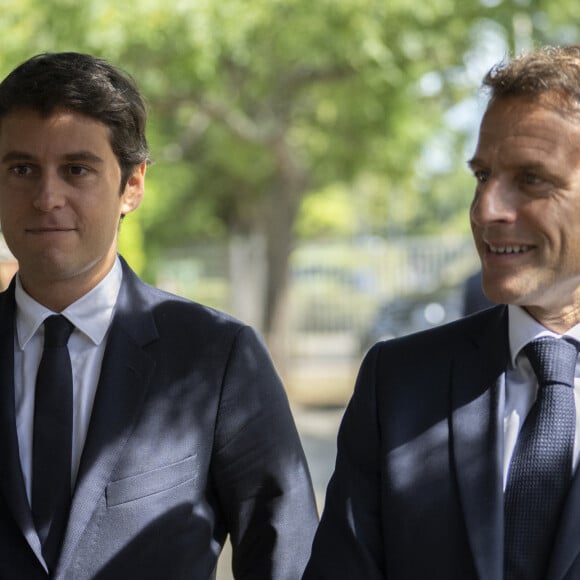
left=0, top=0, right=577, bottom=342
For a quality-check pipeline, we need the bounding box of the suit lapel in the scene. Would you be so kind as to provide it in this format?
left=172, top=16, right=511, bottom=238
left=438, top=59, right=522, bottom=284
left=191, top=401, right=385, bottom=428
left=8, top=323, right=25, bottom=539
left=451, top=307, right=509, bottom=580
left=56, top=262, right=158, bottom=574
left=0, top=284, right=45, bottom=564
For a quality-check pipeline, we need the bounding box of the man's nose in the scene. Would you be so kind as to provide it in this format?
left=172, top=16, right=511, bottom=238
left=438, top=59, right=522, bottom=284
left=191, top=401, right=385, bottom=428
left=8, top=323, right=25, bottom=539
left=32, top=172, right=65, bottom=212
left=470, top=179, right=517, bottom=225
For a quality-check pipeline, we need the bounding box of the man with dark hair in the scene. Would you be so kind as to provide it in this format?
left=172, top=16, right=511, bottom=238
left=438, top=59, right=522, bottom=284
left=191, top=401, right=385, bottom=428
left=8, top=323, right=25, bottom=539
left=0, top=52, right=317, bottom=579
left=304, top=45, right=580, bottom=579
left=0, top=52, right=150, bottom=190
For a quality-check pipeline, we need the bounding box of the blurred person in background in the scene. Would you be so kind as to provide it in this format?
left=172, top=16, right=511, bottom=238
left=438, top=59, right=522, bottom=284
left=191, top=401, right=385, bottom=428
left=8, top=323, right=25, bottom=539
left=462, top=269, right=495, bottom=315
left=304, top=45, right=580, bottom=579
left=0, top=233, right=17, bottom=290
left=0, top=52, right=317, bottom=579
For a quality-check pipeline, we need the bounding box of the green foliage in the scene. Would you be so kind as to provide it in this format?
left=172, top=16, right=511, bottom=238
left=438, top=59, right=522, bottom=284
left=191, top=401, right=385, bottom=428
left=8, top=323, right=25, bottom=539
left=0, top=0, right=578, bottom=304
left=295, top=183, right=357, bottom=238
left=118, top=214, right=146, bottom=275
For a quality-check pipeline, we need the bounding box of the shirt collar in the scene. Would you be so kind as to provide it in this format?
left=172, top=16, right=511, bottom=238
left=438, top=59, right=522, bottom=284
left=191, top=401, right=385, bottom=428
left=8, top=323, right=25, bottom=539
left=508, top=303, right=580, bottom=368
left=15, top=257, right=123, bottom=349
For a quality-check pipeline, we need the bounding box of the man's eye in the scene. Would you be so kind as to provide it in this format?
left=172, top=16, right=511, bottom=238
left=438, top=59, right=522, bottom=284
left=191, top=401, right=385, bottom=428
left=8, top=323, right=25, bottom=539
left=68, top=165, right=89, bottom=176
left=474, top=170, right=489, bottom=184
left=10, top=165, right=33, bottom=176
left=524, top=173, right=542, bottom=185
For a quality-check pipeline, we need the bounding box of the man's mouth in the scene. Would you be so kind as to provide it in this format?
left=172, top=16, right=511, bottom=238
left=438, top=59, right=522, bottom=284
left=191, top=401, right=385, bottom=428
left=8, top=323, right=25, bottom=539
left=488, top=244, right=531, bottom=255
left=27, top=227, right=74, bottom=233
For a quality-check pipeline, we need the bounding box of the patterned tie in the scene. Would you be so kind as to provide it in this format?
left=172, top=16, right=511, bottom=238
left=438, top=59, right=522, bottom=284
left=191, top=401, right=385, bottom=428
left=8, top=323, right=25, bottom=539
left=504, top=336, right=578, bottom=580
left=31, top=315, right=74, bottom=572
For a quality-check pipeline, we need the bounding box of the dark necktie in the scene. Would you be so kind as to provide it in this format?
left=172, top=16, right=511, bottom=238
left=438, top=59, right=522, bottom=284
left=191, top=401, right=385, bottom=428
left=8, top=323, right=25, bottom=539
left=504, top=336, right=578, bottom=580
left=31, top=314, right=74, bottom=572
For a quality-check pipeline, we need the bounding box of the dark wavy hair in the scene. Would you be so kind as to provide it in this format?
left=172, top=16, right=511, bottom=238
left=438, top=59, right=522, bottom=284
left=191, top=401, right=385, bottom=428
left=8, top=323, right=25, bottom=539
left=0, top=52, right=151, bottom=189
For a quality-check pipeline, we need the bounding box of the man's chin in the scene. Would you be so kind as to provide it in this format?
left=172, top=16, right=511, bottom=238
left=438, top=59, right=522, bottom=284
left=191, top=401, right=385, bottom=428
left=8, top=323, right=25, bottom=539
left=480, top=283, right=530, bottom=306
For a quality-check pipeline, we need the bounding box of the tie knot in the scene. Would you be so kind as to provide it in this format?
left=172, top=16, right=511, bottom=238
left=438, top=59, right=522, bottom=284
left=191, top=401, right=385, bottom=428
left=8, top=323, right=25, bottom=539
left=43, top=315, right=74, bottom=347
left=524, top=337, right=579, bottom=389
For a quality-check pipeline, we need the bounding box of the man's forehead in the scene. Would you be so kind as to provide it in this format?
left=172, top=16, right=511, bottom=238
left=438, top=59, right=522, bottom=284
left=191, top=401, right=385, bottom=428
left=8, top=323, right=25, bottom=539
left=468, top=98, right=580, bottom=173
left=478, top=97, right=580, bottom=144
left=0, top=110, right=119, bottom=176
left=484, top=92, right=580, bottom=123
left=0, top=106, right=110, bottom=134
left=0, top=108, right=112, bottom=146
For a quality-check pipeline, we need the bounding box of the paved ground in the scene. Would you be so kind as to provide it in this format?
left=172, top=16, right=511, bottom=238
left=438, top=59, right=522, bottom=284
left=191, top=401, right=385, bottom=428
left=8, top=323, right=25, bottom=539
left=215, top=404, right=345, bottom=579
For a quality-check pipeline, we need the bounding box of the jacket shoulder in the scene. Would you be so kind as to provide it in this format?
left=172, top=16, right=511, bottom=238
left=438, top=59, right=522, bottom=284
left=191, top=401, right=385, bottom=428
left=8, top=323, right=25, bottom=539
left=372, top=303, right=507, bottom=357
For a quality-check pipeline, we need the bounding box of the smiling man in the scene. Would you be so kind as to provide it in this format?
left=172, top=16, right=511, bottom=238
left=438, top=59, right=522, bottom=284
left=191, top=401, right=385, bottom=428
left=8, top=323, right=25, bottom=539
left=304, top=45, right=580, bottom=580
left=470, top=95, right=580, bottom=331
left=0, top=53, right=317, bottom=580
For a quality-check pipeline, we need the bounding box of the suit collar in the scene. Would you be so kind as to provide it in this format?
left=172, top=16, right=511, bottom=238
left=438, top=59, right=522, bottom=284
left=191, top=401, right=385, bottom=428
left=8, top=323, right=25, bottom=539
left=14, top=257, right=122, bottom=348
left=451, top=305, right=508, bottom=580
left=0, top=282, right=46, bottom=564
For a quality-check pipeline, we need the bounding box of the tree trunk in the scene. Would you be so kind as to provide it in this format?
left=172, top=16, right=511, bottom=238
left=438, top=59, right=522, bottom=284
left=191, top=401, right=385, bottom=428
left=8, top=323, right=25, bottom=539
left=262, top=137, right=308, bottom=370
left=228, top=232, right=267, bottom=331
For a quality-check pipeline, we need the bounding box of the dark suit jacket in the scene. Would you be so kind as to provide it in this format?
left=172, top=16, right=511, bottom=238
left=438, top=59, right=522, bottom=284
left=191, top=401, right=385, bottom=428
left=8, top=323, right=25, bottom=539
left=0, top=257, right=318, bottom=579
left=304, top=305, right=580, bottom=579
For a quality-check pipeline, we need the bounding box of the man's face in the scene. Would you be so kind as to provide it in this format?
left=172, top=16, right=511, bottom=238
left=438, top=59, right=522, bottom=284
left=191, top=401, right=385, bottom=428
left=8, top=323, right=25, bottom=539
left=0, top=109, right=144, bottom=306
left=469, top=96, right=580, bottom=330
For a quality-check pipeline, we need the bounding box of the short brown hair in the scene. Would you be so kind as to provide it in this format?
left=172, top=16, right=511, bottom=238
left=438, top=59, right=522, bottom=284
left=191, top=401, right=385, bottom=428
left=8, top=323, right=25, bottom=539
left=483, top=45, right=580, bottom=113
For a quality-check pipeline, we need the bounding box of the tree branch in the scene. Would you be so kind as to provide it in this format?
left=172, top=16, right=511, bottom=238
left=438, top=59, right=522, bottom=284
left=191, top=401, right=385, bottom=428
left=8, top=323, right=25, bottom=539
left=192, top=95, right=277, bottom=144
left=277, top=63, right=356, bottom=94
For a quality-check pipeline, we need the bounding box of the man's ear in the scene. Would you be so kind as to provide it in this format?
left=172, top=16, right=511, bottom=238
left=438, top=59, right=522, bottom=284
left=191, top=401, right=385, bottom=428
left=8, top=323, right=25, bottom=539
left=120, top=161, right=146, bottom=216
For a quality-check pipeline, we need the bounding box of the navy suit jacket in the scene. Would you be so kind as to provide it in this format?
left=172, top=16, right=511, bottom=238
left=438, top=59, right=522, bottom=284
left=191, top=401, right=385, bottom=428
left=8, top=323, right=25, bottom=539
left=0, top=257, right=318, bottom=579
left=304, top=305, right=580, bottom=579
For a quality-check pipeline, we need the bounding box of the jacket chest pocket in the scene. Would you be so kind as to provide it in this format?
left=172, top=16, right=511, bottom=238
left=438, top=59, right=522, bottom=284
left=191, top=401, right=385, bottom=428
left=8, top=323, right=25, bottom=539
left=106, top=454, right=197, bottom=507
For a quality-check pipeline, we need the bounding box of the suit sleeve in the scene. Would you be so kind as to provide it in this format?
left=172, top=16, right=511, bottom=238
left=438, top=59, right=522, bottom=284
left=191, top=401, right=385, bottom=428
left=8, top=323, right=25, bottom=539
left=211, top=325, right=319, bottom=580
left=303, top=343, right=385, bottom=579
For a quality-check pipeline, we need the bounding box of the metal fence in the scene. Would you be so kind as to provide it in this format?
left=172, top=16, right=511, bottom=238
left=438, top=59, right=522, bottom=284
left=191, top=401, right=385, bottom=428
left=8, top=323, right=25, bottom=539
left=159, top=235, right=479, bottom=333
left=158, top=235, right=480, bottom=404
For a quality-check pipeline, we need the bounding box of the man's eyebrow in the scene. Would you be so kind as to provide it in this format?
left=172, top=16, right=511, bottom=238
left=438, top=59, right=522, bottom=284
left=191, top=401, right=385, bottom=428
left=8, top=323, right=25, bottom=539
left=466, top=156, right=483, bottom=170
left=0, top=150, right=105, bottom=163
left=62, top=151, right=105, bottom=164
left=1, top=151, right=35, bottom=163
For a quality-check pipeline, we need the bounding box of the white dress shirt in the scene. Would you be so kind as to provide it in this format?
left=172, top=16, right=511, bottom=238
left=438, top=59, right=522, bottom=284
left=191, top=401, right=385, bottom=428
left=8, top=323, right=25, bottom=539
left=14, top=258, right=122, bottom=503
left=502, top=304, right=580, bottom=489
